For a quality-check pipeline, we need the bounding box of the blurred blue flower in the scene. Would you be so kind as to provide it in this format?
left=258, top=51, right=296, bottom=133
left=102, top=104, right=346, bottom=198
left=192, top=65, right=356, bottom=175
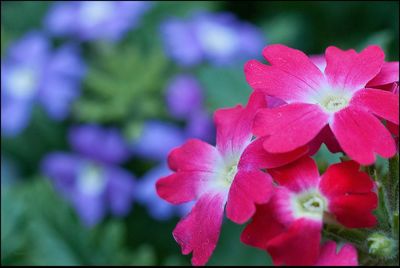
left=41, top=125, right=135, bottom=227
left=161, top=11, right=265, bottom=66
left=165, top=74, right=204, bottom=120
left=132, top=120, right=187, bottom=161
left=185, top=110, right=215, bottom=142
left=135, top=163, right=193, bottom=221
left=1, top=31, right=85, bottom=137
left=44, top=1, right=153, bottom=42
left=132, top=74, right=215, bottom=161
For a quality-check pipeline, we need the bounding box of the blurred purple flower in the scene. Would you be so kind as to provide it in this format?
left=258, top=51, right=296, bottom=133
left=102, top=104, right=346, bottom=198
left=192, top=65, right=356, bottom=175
left=161, top=11, right=265, bottom=66
left=44, top=1, right=153, bottom=42
left=165, top=74, right=203, bottom=119
left=1, top=31, right=85, bottom=137
left=41, top=125, right=135, bottom=227
left=135, top=163, right=192, bottom=220
left=132, top=121, right=187, bottom=161
left=185, top=110, right=215, bottom=142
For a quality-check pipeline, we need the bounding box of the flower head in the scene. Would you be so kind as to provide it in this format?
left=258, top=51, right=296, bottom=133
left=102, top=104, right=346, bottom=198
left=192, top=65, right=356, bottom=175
left=42, top=125, right=135, bottom=227
left=246, top=44, right=399, bottom=164
left=241, top=156, right=377, bottom=265
left=1, top=31, right=85, bottom=137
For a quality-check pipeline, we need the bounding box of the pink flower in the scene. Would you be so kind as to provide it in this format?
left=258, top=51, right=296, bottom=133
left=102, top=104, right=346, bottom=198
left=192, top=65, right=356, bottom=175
left=387, top=83, right=399, bottom=139
left=246, top=44, right=399, bottom=164
left=241, top=157, right=376, bottom=266
left=156, top=92, right=307, bottom=265
left=315, top=241, right=358, bottom=266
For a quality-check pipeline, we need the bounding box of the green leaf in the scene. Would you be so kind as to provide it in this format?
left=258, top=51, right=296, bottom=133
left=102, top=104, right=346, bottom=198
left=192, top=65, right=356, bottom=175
left=207, top=220, right=272, bottom=266
left=1, top=178, right=156, bottom=265
left=197, top=65, right=252, bottom=111
left=74, top=43, right=169, bottom=123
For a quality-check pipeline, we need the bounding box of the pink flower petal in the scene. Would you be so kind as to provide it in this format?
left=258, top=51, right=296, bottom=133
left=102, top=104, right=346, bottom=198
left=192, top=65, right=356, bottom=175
left=238, top=137, right=309, bottom=170
left=319, top=161, right=375, bottom=197
left=167, top=138, right=221, bottom=172
left=254, top=103, right=329, bottom=153
left=262, top=44, right=325, bottom=91
left=268, top=156, right=320, bottom=193
left=319, top=161, right=377, bottom=228
left=214, top=91, right=266, bottom=157
left=240, top=203, right=286, bottom=250
left=226, top=169, right=274, bottom=224
left=351, top=88, right=399, bottom=125
left=244, top=60, right=319, bottom=103
left=328, top=193, right=378, bottom=228
left=266, top=218, right=322, bottom=266
left=157, top=139, right=222, bottom=204
left=270, top=187, right=297, bottom=226
left=331, top=106, right=396, bottom=165
left=173, top=193, right=225, bottom=266
left=367, top=61, right=399, bottom=87
left=315, top=241, right=358, bottom=266
left=156, top=171, right=211, bottom=205
left=324, top=45, right=385, bottom=91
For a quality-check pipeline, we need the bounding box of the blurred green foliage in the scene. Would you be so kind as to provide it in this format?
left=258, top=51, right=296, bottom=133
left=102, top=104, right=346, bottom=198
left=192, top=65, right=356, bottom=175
left=1, top=1, right=398, bottom=266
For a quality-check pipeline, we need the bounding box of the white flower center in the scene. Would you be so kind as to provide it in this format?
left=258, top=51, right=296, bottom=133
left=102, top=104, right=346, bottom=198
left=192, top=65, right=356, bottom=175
left=211, top=158, right=239, bottom=192
left=320, top=94, right=349, bottom=113
left=77, top=163, right=106, bottom=196
left=224, top=164, right=238, bottom=186
left=197, top=22, right=238, bottom=56
left=292, top=190, right=327, bottom=221
left=6, top=67, right=38, bottom=99
left=79, top=1, right=113, bottom=28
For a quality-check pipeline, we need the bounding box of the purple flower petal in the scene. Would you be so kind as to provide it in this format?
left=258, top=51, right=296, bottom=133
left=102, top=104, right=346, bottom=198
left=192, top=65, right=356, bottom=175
left=69, top=125, right=131, bottom=164
left=44, top=1, right=153, bottom=42
left=132, top=121, right=186, bottom=161
left=165, top=74, right=203, bottom=119
left=105, top=166, right=136, bottom=216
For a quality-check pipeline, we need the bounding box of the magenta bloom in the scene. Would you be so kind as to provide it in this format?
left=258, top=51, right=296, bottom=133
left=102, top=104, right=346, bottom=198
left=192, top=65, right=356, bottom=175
left=314, top=241, right=358, bottom=266
left=241, top=157, right=376, bottom=266
left=156, top=92, right=307, bottom=265
left=246, top=44, right=399, bottom=165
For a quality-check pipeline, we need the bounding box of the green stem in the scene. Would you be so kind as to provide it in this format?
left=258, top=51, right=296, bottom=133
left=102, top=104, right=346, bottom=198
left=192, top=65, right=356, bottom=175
left=388, top=155, right=399, bottom=214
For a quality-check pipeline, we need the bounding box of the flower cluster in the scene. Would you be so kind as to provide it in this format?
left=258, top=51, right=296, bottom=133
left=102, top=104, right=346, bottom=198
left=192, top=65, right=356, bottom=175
left=161, top=11, right=265, bottom=66
left=156, top=44, right=399, bottom=265
left=42, top=125, right=135, bottom=227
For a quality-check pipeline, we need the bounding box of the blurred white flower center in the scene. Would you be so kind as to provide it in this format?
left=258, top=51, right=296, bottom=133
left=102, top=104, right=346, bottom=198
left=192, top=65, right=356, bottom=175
left=77, top=163, right=106, bottom=196
left=7, top=66, right=38, bottom=99
left=79, top=1, right=113, bottom=28
left=197, top=22, right=238, bottom=56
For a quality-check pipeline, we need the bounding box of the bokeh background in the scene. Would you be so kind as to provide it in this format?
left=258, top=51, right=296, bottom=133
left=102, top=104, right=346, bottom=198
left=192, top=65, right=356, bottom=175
left=1, top=1, right=398, bottom=265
